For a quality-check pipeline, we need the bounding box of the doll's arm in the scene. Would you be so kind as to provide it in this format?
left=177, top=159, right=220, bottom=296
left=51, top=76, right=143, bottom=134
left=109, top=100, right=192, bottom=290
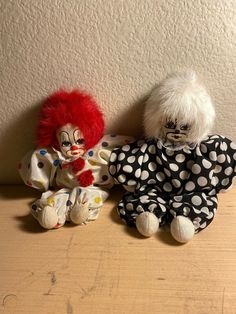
left=85, top=134, right=136, bottom=189
left=18, top=148, right=59, bottom=191
left=108, top=139, right=146, bottom=191
left=86, top=134, right=135, bottom=165
left=212, top=136, right=236, bottom=193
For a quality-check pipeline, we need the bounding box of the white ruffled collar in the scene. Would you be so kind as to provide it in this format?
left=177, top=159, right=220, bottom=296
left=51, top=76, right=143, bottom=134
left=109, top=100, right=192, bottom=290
left=158, top=138, right=197, bottom=151
left=52, top=147, right=86, bottom=164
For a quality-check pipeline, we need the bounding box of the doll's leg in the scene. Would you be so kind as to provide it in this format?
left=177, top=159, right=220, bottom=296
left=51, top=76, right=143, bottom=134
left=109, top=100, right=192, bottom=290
left=31, top=189, right=71, bottom=229
left=169, top=192, right=218, bottom=243
left=68, top=187, right=109, bottom=224
left=117, top=189, right=168, bottom=237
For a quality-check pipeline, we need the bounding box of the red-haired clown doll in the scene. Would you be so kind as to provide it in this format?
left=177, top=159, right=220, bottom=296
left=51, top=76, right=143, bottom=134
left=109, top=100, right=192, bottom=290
left=19, top=90, right=133, bottom=229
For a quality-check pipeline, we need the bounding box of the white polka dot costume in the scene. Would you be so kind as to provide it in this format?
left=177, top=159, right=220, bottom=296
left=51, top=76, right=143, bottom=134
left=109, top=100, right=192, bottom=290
left=109, top=135, right=236, bottom=233
left=19, top=135, right=133, bottom=228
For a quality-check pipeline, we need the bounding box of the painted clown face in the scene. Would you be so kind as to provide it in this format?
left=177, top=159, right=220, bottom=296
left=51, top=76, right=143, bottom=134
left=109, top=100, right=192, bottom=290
left=56, top=123, right=85, bottom=158
left=162, top=118, right=191, bottom=144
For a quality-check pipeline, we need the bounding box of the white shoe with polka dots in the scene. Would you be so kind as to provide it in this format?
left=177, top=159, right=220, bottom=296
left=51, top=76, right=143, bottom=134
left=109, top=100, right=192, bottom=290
left=170, top=216, right=195, bottom=243
left=136, top=212, right=159, bottom=237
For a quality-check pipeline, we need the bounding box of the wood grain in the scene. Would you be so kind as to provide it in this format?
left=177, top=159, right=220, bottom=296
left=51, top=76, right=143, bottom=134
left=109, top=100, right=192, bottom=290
left=0, top=185, right=236, bottom=314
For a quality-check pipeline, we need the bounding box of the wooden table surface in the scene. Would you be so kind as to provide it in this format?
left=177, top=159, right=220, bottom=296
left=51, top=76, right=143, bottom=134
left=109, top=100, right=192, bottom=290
left=0, top=185, right=236, bottom=314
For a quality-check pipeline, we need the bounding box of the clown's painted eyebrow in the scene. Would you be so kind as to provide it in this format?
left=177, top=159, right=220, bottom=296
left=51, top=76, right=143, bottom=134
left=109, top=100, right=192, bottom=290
left=165, top=119, right=177, bottom=128
left=180, top=123, right=190, bottom=130
left=73, top=129, right=81, bottom=141
left=73, top=129, right=85, bottom=146
left=165, top=117, right=177, bottom=123
left=60, top=131, right=70, bottom=141
left=59, top=131, right=72, bottom=147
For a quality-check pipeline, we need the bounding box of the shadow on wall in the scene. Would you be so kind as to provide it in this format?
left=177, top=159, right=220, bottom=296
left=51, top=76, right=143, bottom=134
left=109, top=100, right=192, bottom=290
left=1, top=89, right=152, bottom=184
left=107, top=92, right=150, bottom=138
left=0, top=102, right=41, bottom=184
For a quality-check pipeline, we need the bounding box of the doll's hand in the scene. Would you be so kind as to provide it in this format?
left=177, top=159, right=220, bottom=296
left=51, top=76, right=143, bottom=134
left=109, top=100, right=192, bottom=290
left=70, top=193, right=89, bottom=225
left=77, top=170, right=94, bottom=187
left=79, top=193, right=89, bottom=205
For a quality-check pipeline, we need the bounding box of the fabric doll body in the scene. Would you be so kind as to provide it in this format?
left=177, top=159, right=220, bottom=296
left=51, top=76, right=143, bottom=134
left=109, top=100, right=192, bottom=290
left=19, top=134, right=133, bottom=228
left=109, top=135, right=236, bottom=233
left=109, top=70, right=236, bottom=242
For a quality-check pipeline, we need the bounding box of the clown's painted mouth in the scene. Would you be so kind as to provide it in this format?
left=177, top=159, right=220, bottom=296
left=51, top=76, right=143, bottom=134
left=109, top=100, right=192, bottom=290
left=167, top=132, right=187, bottom=142
left=173, top=135, right=181, bottom=139
left=68, top=148, right=85, bottom=157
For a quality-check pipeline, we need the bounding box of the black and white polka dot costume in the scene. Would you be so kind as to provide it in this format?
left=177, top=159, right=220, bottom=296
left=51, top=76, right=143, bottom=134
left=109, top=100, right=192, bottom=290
left=109, top=135, right=236, bottom=233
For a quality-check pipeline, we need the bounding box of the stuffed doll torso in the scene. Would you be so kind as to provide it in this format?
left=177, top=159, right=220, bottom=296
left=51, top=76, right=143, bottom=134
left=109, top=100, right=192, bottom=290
left=19, top=135, right=122, bottom=190
left=19, top=134, right=133, bottom=228
left=109, top=135, right=236, bottom=233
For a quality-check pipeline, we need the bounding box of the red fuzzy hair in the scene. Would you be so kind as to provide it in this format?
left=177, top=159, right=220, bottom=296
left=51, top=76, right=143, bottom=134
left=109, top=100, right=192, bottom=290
left=37, top=90, right=104, bottom=150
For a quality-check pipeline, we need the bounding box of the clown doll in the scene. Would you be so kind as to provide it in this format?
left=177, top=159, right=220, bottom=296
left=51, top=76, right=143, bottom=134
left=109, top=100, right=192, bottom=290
left=19, top=90, right=133, bottom=229
left=109, top=70, right=236, bottom=243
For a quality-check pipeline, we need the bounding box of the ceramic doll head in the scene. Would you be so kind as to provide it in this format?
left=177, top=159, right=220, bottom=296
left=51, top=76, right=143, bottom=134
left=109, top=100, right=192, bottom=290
left=161, top=118, right=191, bottom=144
left=37, top=90, right=104, bottom=159
left=144, top=70, right=215, bottom=147
left=56, top=123, right=85, bottom=158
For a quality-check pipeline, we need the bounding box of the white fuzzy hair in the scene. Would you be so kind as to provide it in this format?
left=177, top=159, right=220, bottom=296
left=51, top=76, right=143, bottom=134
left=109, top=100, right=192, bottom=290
left=144, top=70, right=215, bottom=143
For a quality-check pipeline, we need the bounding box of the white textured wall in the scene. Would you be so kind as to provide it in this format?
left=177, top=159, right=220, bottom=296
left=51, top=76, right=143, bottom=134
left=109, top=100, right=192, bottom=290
left=0, top=0, right=236, bottom=183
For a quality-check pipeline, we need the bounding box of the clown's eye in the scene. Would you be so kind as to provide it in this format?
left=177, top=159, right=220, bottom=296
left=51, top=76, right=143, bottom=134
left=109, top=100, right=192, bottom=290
left=76, top=139, right=85, bottom=145
left=165, top=121, right=176, bottom=129
left=180, top=124, right=189, bottom=131
left=62, top=141, right=72, bottom=147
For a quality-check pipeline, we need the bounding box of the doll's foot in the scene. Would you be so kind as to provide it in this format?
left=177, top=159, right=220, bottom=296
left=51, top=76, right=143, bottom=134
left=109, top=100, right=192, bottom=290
left=38, top=206, right=59, bottom=229
left=170, top=216, right=195, bottom=243
left=136, top=212, right=159, bottom=237
left=70, top=201, right=90, bottom=225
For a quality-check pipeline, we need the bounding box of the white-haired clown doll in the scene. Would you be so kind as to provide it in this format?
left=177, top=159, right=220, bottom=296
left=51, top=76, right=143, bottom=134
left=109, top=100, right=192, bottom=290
left=19, top=90, right=133, bottom=229
left=109, top=71, right=236, bottom=243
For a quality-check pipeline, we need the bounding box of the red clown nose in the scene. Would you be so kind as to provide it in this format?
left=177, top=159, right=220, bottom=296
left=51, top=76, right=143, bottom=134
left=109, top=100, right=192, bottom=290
left=71, top=145, right=78, bottom=150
